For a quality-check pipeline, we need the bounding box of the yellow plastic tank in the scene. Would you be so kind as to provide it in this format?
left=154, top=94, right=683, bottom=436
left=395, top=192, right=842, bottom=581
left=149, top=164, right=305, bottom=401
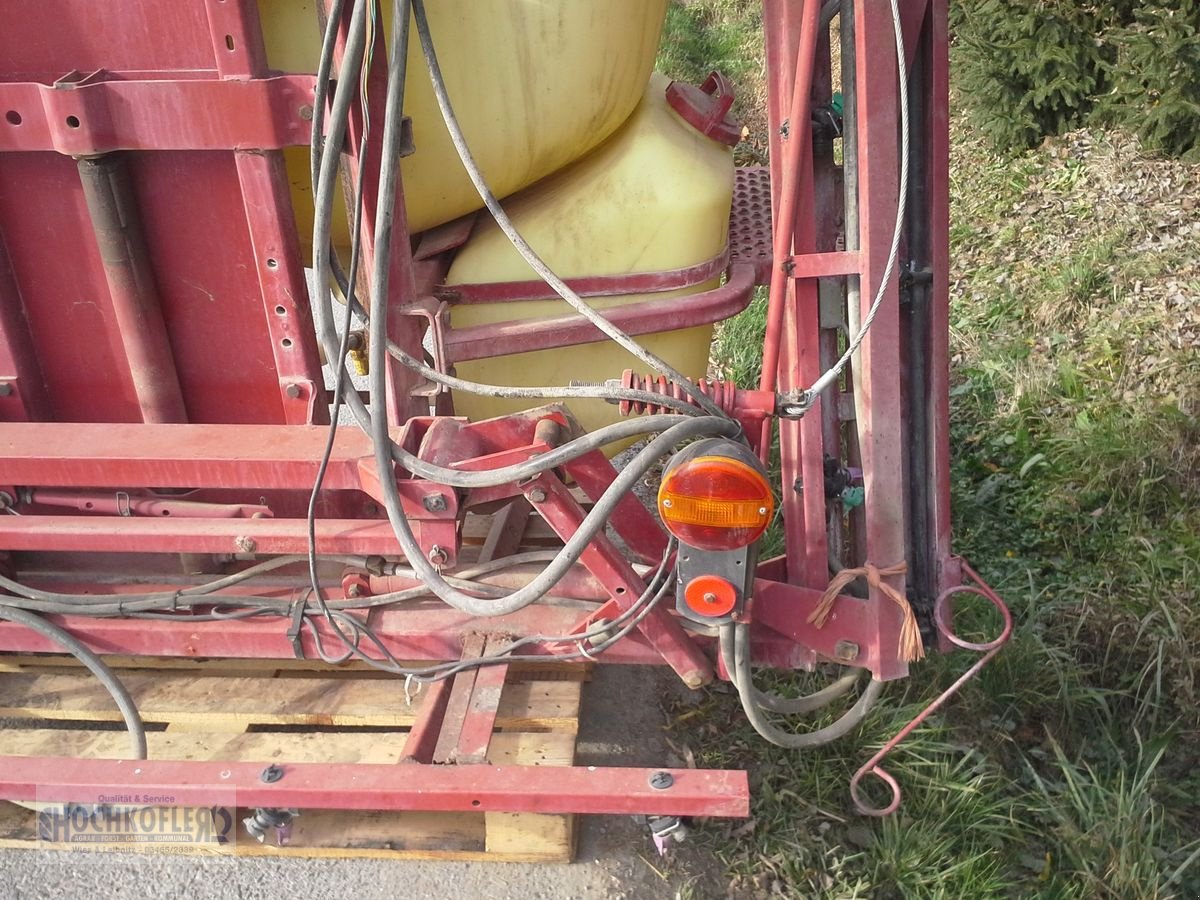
left=257, top=0, right=669, bottom=246
left=445, top=73, right=737, bottom=438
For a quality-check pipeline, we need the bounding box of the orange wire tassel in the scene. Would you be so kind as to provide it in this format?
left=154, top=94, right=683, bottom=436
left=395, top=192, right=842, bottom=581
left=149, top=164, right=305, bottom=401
left=807, top=562, right=925, bottom=663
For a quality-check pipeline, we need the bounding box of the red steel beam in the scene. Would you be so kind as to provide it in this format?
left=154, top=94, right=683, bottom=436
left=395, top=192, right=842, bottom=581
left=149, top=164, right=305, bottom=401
left=0, top=423, right=379, bottom=490
left=0, top=756, right=750, bottom=818
left=0, top=515, right=406, bottom=556
left=852, top=0, right=910, bottom=680
left=0, top=76, right=313, bottom=155
left=0, top=607, right=667, bottom=666
left=443, top=265, right=756, bottom=364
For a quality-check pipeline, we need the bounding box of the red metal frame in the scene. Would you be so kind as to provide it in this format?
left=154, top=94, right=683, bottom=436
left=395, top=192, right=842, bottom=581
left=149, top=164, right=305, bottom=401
left=0, top=0, right=974, bottom=832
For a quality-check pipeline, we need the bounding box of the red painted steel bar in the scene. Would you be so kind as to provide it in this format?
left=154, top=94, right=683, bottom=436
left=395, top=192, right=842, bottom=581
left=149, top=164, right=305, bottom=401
left=0, top=608, right=669, bottom=666
left=0, top=422, right=382, bottom=490
left=756, top=0, right=822, bottom=423
left=443, top=264, right=756, bottom=365
left=0, top=234, right=46, bottom=422
left=439, top=247, right=730, bottom=304
left=0, top=76, right=314, bottom=155
left=524, top=473, right=714, bottom=687
left=0, top=757, right=750, bottom=818
left=852, top=0, right=910, bottom=680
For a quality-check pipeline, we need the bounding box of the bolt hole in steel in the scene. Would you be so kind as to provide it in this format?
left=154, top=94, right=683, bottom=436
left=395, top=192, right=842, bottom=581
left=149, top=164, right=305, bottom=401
left=274, top=305, right=287, bottom=316
left=224, top=34, right=235, bottom=51
left=65, top=115, right=80, bottom=128
left=470, top=800, right=481, bottom=808
left=4, top=110, right=20, bottom=125
left=266, top=258, right=278, bottom=269
left=614, top=587, right=626, bottom=595
left=280, top=338, right=293, bottom=349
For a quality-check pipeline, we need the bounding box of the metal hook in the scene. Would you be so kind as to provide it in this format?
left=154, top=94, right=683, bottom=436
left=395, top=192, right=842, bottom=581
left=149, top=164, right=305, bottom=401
left=849, top=563, right=1013, bottom=816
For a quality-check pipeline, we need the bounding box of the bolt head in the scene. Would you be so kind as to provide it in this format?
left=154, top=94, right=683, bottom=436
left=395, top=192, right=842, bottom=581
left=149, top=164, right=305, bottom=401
left=285, top=384, right=302, bottom=399
left=298, top=104, right=314, bottom=121
left=834, top=639, right=860, bottom=662
left=260, top=764, right=284, bottom=784
left=234, top=536, right=257, bottom=554
left=528, top=488, right=547, bottom=504
left=347, top=584, right=363, bottom=598
left=423, top=492, right=449, bottom=512
left=648, top=771, right=675, bottom=791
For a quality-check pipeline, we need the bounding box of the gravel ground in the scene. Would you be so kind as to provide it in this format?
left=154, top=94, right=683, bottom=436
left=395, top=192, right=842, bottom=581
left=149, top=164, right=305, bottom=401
left=0, top=667, right=726, bottom=900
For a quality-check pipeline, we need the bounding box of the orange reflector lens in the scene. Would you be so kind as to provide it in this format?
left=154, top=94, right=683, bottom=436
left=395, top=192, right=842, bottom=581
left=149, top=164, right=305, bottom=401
left=658, top=455, right=774, bottom=551
left=683, top=575, right=738, bottom=617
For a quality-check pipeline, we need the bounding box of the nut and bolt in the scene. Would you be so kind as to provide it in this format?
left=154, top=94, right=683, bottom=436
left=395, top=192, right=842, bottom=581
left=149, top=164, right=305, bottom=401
left=422, top=493, right=449, bottom=513
left=648, top=771, right=675, bottom=791
left=260, top=764, right=285, bottom=784
left=528, top=488, right=547, bottom=503
left=285, top=384, right=302, bottom=399
left=234, top=536, right=257, bottom=554
left=346, top=583, right=364, bottom=598
left=834, top=639, right=861, bottom=662
left=298, top=104, right=314, bottom=121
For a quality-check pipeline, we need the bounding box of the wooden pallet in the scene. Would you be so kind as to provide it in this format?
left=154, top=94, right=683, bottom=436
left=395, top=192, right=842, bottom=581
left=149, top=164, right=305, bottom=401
left=0, top=653, right=585, bottom=862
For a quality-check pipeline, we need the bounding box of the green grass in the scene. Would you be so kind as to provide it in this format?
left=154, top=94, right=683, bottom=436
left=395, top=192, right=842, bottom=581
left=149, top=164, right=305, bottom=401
left=657, top=2, right=1200, bottom=897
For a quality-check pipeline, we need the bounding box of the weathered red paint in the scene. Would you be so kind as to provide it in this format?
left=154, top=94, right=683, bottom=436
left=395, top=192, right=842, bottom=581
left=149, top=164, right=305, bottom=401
left=0, top=0, right=956, bottom=823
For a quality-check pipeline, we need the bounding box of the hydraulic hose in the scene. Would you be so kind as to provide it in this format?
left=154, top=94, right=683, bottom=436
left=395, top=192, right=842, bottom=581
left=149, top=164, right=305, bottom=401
left=0, top=606, right=146, bottom=760
left=723, top=623, right=881, bottom=748
left=718, top=624, right=862, bottom=714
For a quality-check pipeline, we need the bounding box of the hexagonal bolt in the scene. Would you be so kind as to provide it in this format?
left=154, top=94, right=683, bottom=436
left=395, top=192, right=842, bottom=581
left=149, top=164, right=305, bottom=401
left=834, top=639, right=861, bottom=662
left=527, top=488, right=547, bottom=504
left=648, top=771, right=675, bottom=791
left=422, top=493, right=449, bottom=513
left=234, top=536, right=257, bottom=554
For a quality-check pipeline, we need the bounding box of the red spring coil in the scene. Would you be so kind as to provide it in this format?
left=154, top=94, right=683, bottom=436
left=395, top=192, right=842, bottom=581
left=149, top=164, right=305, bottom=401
left=618, top=369, right=740, bottom=417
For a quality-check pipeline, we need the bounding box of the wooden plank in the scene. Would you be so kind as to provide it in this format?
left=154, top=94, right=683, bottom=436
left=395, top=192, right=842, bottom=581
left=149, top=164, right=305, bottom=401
left=0, top=801, right=570, bottom=862
left=0, top=729, right=576, bottom=766
left=432, top=634, right=485, bottom=763
left=0, top=673, right=580, bottom=731
left=0, top=653, right=590, bottom=680
left=484, top=812, right=574, bottom=858
left=0, top=656, right=583, bottom=862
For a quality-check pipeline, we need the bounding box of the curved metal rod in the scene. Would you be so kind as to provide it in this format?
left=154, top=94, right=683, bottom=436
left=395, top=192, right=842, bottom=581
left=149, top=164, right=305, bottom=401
left=849, top=565, right=1013, bottom=816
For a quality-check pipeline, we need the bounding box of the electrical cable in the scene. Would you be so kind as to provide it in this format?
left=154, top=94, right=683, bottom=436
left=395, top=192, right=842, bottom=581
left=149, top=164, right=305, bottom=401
left=801, top=0, right=909, bottom=405
left=0, top=606, right=146, bottom=760
left=721, top=623, right=881, bottom=748
left=298, top=536, right=677, bottom=680
left=322, top=262, right=705, bottom=413
left=407, top=0, right=729, bottom=421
